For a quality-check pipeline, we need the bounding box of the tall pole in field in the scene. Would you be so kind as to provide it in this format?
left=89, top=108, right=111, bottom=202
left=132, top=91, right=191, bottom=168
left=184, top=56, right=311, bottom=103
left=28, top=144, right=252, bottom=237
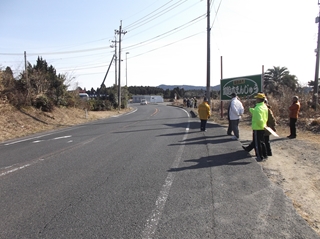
left=206, top=0, right=211, bottom=107
left=314, top=2, right=320, bottom=111
left=126, top=52, right=129, bottom=86
left=111, top=36, right=118, bottom=86
left=115, top=21, right=127, bottom=110
left=220, top=56, right=223, bottom=118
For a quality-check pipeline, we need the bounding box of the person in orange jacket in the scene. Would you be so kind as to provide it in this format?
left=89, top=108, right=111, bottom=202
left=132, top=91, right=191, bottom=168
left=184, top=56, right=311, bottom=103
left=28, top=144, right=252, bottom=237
left=198, top=97, right=211, bottom=131
left=287, top=96, right=300, bottom=139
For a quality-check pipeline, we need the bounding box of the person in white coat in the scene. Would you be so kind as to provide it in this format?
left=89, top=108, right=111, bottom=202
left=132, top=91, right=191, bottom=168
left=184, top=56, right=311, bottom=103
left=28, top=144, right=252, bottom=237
left=227, top=93, right=244, bottom=140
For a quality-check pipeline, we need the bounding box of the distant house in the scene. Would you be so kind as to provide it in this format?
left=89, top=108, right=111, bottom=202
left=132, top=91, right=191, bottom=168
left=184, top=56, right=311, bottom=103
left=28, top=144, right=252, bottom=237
left=132, top=95, right=164, bottom=103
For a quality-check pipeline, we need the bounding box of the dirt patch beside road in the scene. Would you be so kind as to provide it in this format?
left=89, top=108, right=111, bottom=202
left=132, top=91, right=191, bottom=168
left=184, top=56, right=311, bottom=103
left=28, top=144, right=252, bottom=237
left=217, top=117, right=320, bottom=236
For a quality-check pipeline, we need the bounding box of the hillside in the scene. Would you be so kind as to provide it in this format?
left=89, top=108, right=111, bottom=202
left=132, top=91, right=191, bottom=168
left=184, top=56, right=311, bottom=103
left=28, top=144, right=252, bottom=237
left=0, top=103, right=125, bottom=143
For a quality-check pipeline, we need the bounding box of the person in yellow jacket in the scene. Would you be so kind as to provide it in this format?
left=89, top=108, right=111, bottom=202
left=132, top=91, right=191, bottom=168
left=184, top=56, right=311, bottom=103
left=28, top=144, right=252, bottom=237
left=198, top=97, right=211, bottom=131
left=242, top=93, right=269, bottom=161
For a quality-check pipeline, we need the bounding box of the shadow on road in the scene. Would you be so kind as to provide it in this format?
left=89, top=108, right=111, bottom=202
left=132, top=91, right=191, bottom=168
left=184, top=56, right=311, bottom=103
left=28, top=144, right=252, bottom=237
left=168, top=151, right=251, bottom=172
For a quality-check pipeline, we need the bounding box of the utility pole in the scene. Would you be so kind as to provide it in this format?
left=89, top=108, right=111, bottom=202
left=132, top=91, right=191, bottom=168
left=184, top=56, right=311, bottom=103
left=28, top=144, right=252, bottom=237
left=110, top=36, right=118, bottom=86
left=24, top=51, right=28, bottom=81
left=314, top=1, right=320, bottom=111
left=24, top=51, right=30, bottom=101
left=126, top=52, right=129, bottom=86
left=115, top=21, right=127, bottom=110
left=206, top=0, right=211, bottom=107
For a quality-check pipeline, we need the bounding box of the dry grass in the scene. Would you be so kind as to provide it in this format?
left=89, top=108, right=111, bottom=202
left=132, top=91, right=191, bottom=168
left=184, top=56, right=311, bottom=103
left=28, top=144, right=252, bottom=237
left=0, top=103, right=128, bottom=142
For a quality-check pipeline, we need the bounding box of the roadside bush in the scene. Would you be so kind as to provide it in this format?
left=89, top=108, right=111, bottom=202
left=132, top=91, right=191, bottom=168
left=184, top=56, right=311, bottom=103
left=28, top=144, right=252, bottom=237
left=90, top=99, right=113, bottom=111
left=34, top=95, right=54, bottom=112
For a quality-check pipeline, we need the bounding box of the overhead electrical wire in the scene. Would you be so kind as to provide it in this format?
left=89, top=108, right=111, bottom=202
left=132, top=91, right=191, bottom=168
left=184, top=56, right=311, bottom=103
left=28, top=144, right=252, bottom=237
left=211, top=0, right=223, bottom=29
left=124, top=0, right=188, bottom=32
left=123, top=14, right=206, bottom=51
left=0, top=46, right=111, bottom=56
left=123, top=0, right=204, bottom=41
left=123, top=0, right=163, bottom=22
left=125, top=0, right=178, bottom=30
left=1, top=1, right=204, bottom=58
left=1, top=0, right=222, bottom=80
left=130, top=31, right=205, bottom=59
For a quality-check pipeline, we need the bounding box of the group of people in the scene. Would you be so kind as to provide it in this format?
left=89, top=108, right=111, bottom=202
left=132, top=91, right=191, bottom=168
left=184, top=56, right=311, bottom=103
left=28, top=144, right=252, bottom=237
left=183, top=97, right=198, bottom=108
left=242, top=93, right=301, bottom=161
left=196, top=93, right=301, bottom=162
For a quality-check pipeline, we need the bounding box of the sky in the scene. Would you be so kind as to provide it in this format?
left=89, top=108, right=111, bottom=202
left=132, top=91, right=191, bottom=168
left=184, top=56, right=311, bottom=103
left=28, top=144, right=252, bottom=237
left=0, top=0, right=319, bottom=91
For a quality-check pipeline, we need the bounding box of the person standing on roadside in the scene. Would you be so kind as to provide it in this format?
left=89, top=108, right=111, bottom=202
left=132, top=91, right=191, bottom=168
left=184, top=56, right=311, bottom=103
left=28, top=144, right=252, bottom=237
left=227, top=93, right=244, bottom=140
left=264, top=99, right=276, bottom=156
left=198, top=97, right=211, bottom=131
left=194, top=97, right=198, bottom=108
left=242, top=93, right=268, bottom=161
left=287, top=96, right=300, bottom=139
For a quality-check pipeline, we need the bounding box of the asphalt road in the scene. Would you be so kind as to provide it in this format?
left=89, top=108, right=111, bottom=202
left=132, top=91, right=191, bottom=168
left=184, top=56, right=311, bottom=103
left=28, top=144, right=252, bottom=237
left=0, top=103, right=319, bottom=239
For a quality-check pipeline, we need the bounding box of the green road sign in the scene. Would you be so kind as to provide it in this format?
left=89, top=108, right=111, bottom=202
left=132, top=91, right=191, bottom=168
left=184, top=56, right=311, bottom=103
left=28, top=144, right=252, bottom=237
left=220, top=74, right=262, bottom=100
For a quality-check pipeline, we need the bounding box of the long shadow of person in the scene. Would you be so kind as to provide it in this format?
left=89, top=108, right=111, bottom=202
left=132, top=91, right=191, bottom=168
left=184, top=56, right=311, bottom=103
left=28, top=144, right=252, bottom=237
left=168, top=150, right=251, bottom=172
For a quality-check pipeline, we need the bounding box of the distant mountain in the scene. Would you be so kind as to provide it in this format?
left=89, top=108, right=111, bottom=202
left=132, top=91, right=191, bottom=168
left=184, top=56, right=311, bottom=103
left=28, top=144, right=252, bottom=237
left=157, top=84, right=220, bottom=91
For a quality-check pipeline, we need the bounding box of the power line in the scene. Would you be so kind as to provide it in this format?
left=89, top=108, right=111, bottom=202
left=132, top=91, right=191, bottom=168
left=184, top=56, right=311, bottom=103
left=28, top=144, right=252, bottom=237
left=125, top=0, right=188, bottom=32
left=123, top=0, right=163, bottom=22
left=0, top=46, right=111, bottom=56
left=211, top=0, right=223, bottom=29
left=130, top=31, right=205, bottom=59
left=123, top=14, right=206, bottom=51
left=123, top=1, right=204, bottom=41
left=125, top=0, right=177, bottom=30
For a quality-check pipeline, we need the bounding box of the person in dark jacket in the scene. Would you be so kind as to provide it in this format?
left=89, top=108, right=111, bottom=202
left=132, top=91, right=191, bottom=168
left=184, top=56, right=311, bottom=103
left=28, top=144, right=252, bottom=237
left=264, top=99, right=276, bottom=156
left=287, top=96, right=300, bottom=139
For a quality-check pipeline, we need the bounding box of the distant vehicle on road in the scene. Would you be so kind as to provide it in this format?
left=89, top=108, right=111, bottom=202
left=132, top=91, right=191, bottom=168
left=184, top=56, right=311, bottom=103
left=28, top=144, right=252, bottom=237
left=79, top=93, right=89, bottom=100
left=140, top=99, right=147, bottom=105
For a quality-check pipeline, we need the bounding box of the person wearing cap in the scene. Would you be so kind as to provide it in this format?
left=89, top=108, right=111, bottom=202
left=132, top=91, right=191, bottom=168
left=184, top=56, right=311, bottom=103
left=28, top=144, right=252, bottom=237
left=198, top=97, right=211, bottom=131
left=242, top=92, right=269, bottom=161
left=287, top=96, right=300, bottom=139
left=227, top=93, right=244, bottom=140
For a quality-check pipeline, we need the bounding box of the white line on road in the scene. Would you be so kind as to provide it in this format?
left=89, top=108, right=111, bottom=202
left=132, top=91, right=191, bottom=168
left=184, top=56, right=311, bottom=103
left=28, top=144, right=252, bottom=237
left=180, top=108, right=190, bottom=118
left=32, top=140, right=43, bottom=143
left=4, top=133, right=55, bottom=145
left=141, top=122, right=190, bottom=239
left=52, top=135, right=72, bottom=140
left=0, top=164, right=31, bottom=177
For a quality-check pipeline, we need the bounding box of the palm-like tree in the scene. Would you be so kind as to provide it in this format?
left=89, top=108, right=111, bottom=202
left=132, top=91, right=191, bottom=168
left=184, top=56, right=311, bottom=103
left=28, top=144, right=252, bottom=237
left=264, top=66, right=297, bottom=94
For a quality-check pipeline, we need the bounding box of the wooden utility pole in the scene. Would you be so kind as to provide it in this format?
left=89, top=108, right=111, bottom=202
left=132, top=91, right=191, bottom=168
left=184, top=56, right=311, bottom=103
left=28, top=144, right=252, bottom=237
left=220, top=56, right=223, bottom=118
left=24, top=51, right=28, bottom=82
left=24, top=51, right=30, bottom=101
left=206, top=0, right=211, bottom=107
left=314, top=2, right=320, bottom=111
left=115, top=21, right=127, bottom=110
left=111, top=36, right=118, bottom=86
